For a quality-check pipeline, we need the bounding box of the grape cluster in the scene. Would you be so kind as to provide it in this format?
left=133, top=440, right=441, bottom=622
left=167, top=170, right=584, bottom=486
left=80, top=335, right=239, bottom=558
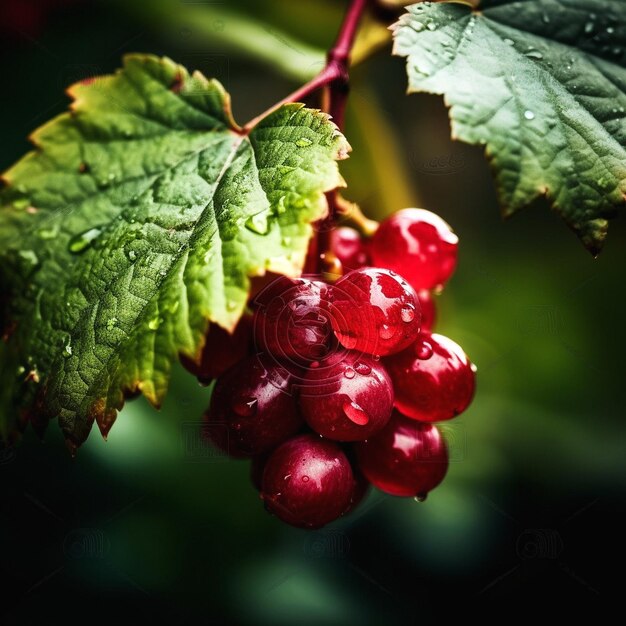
left=191, top=208, right=475, bottom=528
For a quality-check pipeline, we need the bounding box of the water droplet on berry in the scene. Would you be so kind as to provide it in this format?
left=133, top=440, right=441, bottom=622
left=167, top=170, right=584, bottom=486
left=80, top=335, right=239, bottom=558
left=232, top=396, right=258, bottom=417
left=415, top=340, right=433, bottom=360
left=379, top=324, right=394, bottom=340
left=400, top=305, right=416, bottom=323
left=414, top=493, right=427, bottom=503
left=310, top=360, right=320, bottom=369
left=342, top=401, right=370, bottom=426
left=302, top=475, right=310, bottom=482
left=344, top=367, right=355, bottom=379
left=354, top=362, right=371, bottom=375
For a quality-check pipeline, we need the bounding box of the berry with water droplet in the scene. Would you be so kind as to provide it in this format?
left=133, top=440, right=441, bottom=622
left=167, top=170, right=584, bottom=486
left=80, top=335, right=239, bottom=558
left=261, top=434, right=356, bottom=528
left=253, top=276, right=334, bottom=365
left=331, top=226, right=370, bottom=271
left=385, top=333, right=475, bottom=422
left=355, top=412, right=448, bottom=497
left=204, top=355, right=303, bottom=456
left=330, top=268, right=421, bottom=356
left=370, top=208, right=458, bottom=291
left=298, top=351, right=393, bottom=441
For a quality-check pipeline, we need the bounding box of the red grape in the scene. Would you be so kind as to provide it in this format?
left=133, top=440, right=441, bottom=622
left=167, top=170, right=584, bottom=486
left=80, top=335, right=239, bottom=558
left=253, top=276, right=334, bottom=365
left=331, top=226, right=369, bottom=271
left=355, top=411, right=448, bottom=497
left=204, top=356, right=303, bottom=457
left=370, top=208, right=458, bottom=291
left=385, top=333, right=475, bottom=422
left=298, top=351, right=394, bottom=441
left=330, top=268, right=421, bottom=356
left=261, top=434, right=356, bottom=528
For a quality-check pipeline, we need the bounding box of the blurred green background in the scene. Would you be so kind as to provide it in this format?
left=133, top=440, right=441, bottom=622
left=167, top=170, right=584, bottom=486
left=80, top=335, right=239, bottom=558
left=1, top=0, right=624, bottom=623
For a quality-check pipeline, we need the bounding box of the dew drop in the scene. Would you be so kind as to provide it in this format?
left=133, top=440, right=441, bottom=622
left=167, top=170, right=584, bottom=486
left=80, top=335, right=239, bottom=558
left=523, top=110, right=535, bottom=120
left=426, top=21, right=436, bottom=31
left=584, top=21, right=594, bottom=34
left=354, top=362, right=371, bottom=375
left=245, top=212, right=269, bottom=235
left=310, top=360, right=320, bottom=369
left=400, top=305, right=416, bottom=323
left=37, top=226, right=58, bottom=240
left=233, top=397, right=258, bottom=417
left=415, top=340, right=433, bottom=360
left=414, top=493, right=427, bottom=503
left=63, top=342, right=72, bottom=358
left=68, top=227, right=102, bottom=254
left=503, top=38, right=515, bottom=46
left=227, top=301, right=237, bottom=311
left=525, top=49, right=543, bottom=60
left=295, top=138, right=312, bottom=148
left=18, top=249, right=39, bottom=269
left=470, top=363, right=478, bottom=373
left=379, top=324, right=394, bottom=340
left=147, top=317, right=161, bottom=331
left=344, top=367, right=355, bottom=379
left=607, top=26, right=615, bottom=34
left=342, top=400, right=370, bottom=425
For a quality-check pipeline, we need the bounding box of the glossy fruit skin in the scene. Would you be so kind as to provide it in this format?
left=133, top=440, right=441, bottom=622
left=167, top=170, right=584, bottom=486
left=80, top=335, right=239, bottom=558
left=385, top=333, right=475, bottom=422
left=417, top=289, right=436, bottom=332
left=204, top=356, right=303, bottom=457
left=253, top=276, right=334, bottom=365
left=355, top=412, right=448, bottom=497
left=370, top=208, right=458, bottom=291
left=330, top=268, right=421, bottom=357
left=181, top=315, right=252, bottom=384
left=261, top=434, right=356, bottom=528
left=298, top=351, right=394, bottom=441
left=331, top=226, right=369, bottom=271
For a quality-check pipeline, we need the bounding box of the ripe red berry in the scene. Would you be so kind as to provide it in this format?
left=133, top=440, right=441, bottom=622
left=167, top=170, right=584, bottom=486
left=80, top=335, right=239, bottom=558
left=181, top=315, right=252, bottom=384
left=417, top=289, right=436, bottom=332
left=253, top=276, right=334, bottom=365
left=331, top=226, right=369, bottom=271
left=330, top=267, right=421, bottom=356
left=261, top=434, right=356, bottom=528
left=298, top=351, right=394, bottom=441
left=370, top=208, right=458, bottom=291
left=385, top=333, right=475, bottom=422
left=204, top=356, right=303, bottom=457
left=355, top=412, right=448, bottom=497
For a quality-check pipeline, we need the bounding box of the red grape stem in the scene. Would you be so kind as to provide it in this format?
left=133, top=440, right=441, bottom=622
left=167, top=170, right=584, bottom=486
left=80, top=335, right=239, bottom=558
left=243, top=0, right=368, bottom=133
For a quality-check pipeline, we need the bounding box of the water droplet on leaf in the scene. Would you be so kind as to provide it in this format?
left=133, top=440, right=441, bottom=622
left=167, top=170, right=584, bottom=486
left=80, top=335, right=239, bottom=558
left=68, top=227, right=102, bottom=254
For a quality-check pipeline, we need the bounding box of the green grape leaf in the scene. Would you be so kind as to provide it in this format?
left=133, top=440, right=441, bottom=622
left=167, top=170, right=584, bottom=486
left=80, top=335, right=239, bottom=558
left=0, top=54, right=348, bottom=449
left=393, top=0, right=626, bottom=253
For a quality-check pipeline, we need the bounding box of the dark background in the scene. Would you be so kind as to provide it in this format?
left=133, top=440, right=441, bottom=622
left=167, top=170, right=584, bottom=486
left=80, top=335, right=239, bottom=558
left=1, top=0, right=623, bottom=623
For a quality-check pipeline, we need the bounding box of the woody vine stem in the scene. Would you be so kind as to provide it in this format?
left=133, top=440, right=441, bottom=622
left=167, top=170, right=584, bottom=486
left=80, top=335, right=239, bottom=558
left=244, top=0, right=376, bottom=277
